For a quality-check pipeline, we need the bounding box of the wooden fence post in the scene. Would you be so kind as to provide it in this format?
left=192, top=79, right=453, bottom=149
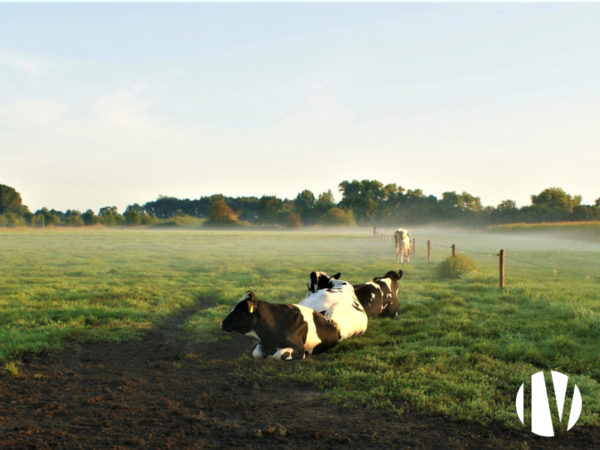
left=427, top=240, right=431, bottom=263
left=412, top=237, right=416, bottom=258
left=451, top=244, right=456, bottom=257
left=498, top=249, right=505, bottom=289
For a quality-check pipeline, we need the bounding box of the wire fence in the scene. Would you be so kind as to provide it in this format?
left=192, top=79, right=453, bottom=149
left=373, top=231, right=600, bottom=286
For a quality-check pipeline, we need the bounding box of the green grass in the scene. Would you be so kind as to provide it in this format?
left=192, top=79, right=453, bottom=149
left=1, top=227, right=599, bottom=431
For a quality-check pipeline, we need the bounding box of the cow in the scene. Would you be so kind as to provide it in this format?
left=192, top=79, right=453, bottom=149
left=306, top=271, right=341, bottom=294
left=300, top=273, right=368, bottom=340
left=394, top=228, right=412, bottom=263
left=221, top=291, right=340, bottom=360
left=353, top=270, right=403, bottom=318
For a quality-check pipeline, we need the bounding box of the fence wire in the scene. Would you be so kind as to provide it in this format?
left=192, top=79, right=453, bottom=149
left=395, top=238, right=600, bottom=283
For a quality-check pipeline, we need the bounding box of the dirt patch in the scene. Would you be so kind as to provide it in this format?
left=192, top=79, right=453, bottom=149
left=1, top=304, right=598, bottom=449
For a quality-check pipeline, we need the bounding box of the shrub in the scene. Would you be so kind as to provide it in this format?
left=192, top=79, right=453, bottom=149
left=438, top=254, right=480, bottom=279
left=206, top=199, right=239, bottom=226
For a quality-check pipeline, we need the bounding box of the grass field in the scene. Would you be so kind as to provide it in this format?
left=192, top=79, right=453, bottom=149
left=1, top=227, right=599, bottom=432
left=487, top=221, right=600, bottom=241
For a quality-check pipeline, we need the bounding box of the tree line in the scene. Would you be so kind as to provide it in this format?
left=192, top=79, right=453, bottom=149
left=1, top=181, right=599, bottom=229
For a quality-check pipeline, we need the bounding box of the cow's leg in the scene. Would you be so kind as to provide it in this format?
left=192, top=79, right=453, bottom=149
left=252, top=343, right=267, bottom=359
left=271, top=346, right=304, bottom=361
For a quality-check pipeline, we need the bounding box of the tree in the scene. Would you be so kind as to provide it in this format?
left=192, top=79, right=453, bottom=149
left=99, top=206, right=123, bottom=226
left=124, top=203, right=147, bottom=226
left=294, top=190, right=316, bottom=222
left=33, top=208, right=61, bottom=226
left=338, top=180, right=383, bottom=223
left=0, top=184, right=27, bottom=215
left=82, top=209, right=98, bottom=225
left=287, top=211, right=303, bottom=229
left=321, top=207, right=356, bottom=226
left=531, top=187, right=581, bottom=212
left=206, top=199, right=239, bottom=225
left=256, top=196, right=284, bottom=224
left=64, top=210, right=84, bottom=226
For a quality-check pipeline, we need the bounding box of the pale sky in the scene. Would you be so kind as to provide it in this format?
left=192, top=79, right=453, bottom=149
left=1, top=2, right=599, bottom=213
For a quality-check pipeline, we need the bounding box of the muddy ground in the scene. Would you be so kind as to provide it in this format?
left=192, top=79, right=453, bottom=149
left=1, top=305, right=598, bottom=449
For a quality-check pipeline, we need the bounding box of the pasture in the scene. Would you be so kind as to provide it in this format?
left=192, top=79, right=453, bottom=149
left=1, top=228, right=599, bottom=447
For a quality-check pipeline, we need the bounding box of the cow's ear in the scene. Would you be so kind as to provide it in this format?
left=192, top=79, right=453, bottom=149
left=310, top=272, right=318, bottom=288
left=397, top=270, right=403, bottom=280
left=245, top=291, right=258, bottom=313
left=332, top=272, right=341, bottom=279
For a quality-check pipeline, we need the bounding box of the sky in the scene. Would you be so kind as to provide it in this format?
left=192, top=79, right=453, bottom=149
left=1, top=2, right=599, bottom=213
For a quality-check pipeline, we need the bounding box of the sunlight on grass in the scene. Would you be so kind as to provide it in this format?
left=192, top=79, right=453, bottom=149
left=1, top=227, right=599, bottom=430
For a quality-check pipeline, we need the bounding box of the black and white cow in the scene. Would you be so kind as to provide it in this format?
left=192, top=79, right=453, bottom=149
left=306, top=271, right=341, bottom=294
left=300, top=273, right=368, bottom=340
left=221, top=291, right=340, bottom=360
left=353, top=270, right=403, bottom=318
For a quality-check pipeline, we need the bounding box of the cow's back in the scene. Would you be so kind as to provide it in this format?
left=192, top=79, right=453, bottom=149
left=299, top=282, right=368, bottom=340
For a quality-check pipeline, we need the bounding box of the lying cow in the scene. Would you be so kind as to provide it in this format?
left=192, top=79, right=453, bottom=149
left=300, top=273, right=368, bottom=340
left=394, top=228, right=412, bottom=263
left=221, top=291, right=340, bottom=360
left=306, top=271, right=341, bottom=294
left=353, top=270, right=403, bottom=318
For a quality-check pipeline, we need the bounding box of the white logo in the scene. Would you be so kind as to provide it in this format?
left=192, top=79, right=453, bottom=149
left=516, top=370, right=582, bottom=437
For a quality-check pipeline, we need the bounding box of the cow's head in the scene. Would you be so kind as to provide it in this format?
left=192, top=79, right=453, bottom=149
left=307, top=271, right=341, bottom=294
left=221, top=291, right=259, bottom=334
left=374, top=270, right=403, bottom=293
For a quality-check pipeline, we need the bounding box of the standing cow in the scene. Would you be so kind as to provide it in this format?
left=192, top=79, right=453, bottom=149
left=300, top=273, right=368, bottom=340
left=221, top=291, right=340, bottom=360
left=394, top=228, right=412, bottom=263
left=353, top=270, right=403, bottom=318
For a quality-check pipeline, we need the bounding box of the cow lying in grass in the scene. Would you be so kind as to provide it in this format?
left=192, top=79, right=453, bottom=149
left=300, top=273, right=368, bottom=340
left=221, top=291, right=340, bottom=360
left=306, top=271, right=341, bottom=294
left=353, top=270, right=403, bottom=318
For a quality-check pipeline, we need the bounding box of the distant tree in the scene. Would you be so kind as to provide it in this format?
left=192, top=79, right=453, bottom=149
left=124, top=203, right=146, bottom=226
left=338, top=180, right=383, bottom=223
left=33, top=208, right=61, bottom=226
left=206, top=199, right=239, bottom=225
left=294, top=190, right=316, bottom=222
left=257, top=196, right=284, bottom=224
left=287, top=211, right=303, bottom=229
left=321, top=207, right=356, bottom=226
left=64, top=210, right=84, bottom=226
left=531, top=187, right=581, bottom=212
left=99, top=206, right=123, bottom=226
left=316, top=190, right=336, bottom=214
left=0, top=184, right=28, bottom=215
left=82, top=209, right=98, bottom=225
left=497, top=199, right=517, bottom=211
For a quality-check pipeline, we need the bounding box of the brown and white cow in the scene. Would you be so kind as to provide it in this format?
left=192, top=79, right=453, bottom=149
left=353, top=270, right=403, bottom=318
left=221, top=291, right=340, bottom=360
left=394, top=228, right=412, bottom=263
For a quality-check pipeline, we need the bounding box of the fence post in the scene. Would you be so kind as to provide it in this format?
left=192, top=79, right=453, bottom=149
left=451, top=244, right=456, bottom=257
left=427, top=240, right=431, bottom=263
left=412, top=237, right=416, bottom=258
left=498, top=249, right=505, bottom=289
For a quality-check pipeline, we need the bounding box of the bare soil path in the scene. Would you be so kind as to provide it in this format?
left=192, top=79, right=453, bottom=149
left=1, top=303, right=598, bottom=449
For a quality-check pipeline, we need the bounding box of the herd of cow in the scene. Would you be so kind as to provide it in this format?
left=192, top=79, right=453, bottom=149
left=220, top=228, right=412, bottom=361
